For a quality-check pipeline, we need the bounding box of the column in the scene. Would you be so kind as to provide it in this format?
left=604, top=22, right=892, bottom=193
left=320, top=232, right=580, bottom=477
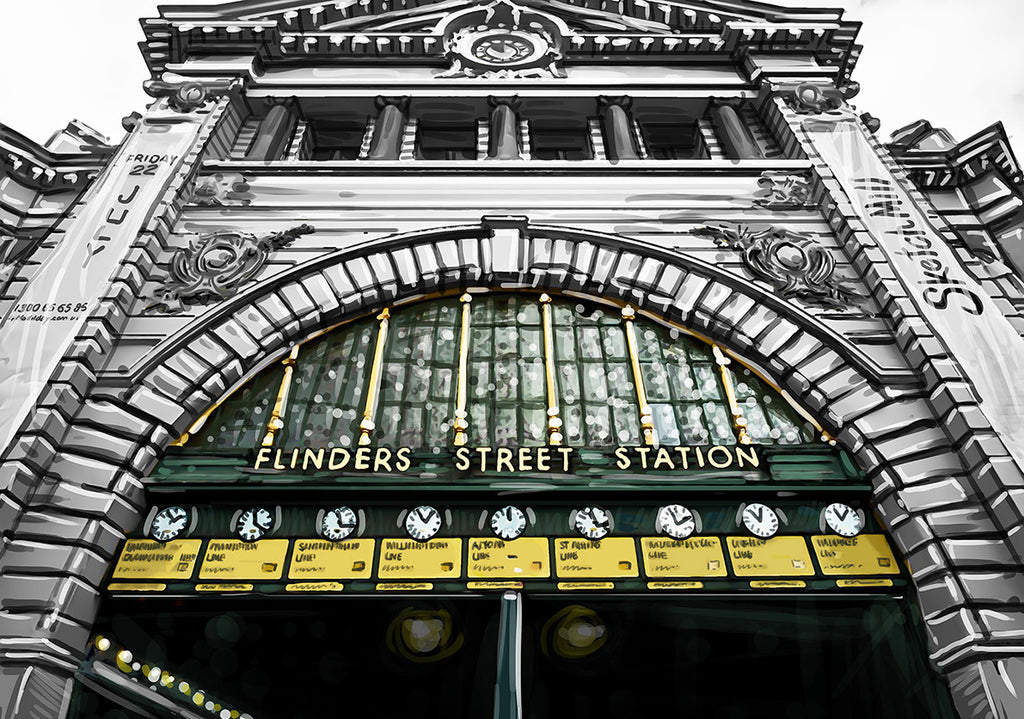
left=366, top=96, right=410, bottom=160
left=709, top=99, right=764, bottom=160
left=597, top=96, right=640, bottom=161
left=244, top=101, right=298, bottom=161
left=487, top=96, right=522, bottom=160
left=493, top=591, right=523, bottom=719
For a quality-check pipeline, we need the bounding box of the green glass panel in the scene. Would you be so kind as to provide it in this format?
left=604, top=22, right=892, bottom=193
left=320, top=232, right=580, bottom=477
left=190, top=363, right=285, bottom=451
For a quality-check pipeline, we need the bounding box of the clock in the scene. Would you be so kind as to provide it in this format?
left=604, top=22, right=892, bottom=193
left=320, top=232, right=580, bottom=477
left=742, top=503, right=780, bottom=539
left=455, top=30, right=547, bottom=68
left=490, top=506, right=527, bottom=540
left=406, top=505, right=443, bottom=542
left=150, top=506, right=189, bottom=542
left=235, top=508, right=274, bottom=542
left=574, top=506, right=612, bottom=540
left=823, top=502, right=863, bottom=537
left=655, top=504, right=696, bottom=540
left=320, top=506, right=358, bottom=542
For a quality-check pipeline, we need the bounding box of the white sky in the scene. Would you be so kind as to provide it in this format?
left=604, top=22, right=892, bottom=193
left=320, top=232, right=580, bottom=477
left=0, top=0, right=1022, bottom=153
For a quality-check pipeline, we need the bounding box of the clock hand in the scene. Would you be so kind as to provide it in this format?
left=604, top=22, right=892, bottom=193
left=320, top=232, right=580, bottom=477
left=835, top=507, right=849, bottom=521
left=751, top=507, right=763, bottom=522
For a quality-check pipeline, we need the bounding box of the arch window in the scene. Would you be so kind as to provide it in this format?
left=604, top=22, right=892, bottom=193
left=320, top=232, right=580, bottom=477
left=175, top=292, right=818, bottom=452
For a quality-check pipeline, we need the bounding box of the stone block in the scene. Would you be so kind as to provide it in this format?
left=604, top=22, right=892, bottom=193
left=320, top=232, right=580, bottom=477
left=75, top=400, right=155, bottom=439
left=854, top=398, right=937, bottom=437
left=15, top=511, right=124, bottom=560
left=0, top=610, right=92, bottom=658
left=959, top=571, right=1024, bottom=604
left=889, top=514, right=936, bottom=555
left=0, top=660, right=77, bottom=718
left=0, top=541, right=108, bottom=589
left=899, top=477, right=972, bottom=513
left=0, top=463, right=38, bottom=507
left=46, top=453, right=124, bottom=493
left=916, top=573, right=966, bottom=620
left=128, top=386, right=190, bottom=429
left=978, top=609, right=1024, bottom=642
left=905, top=541, right=949, bottom=582
left=301, top=273, right=341, bottom=317
left=989, top=490, right=1024, bottom=533
left=58, top=424, right=140, bottom=463
left=0, top=575, right=100, bottom=625
left=672, top=274, right=710, bottom=324
left=870, top=425, right=950, bottom=463
left=925, top=608, right=984, bottom=663
left=279, top=282, right=318, bottom=323
left=894, top=453, right=967, bottom=486
left=189, top=333, right=233, bottom=368
left=930, top=381, right=982, bottom=418
left=254, top=294, right=298, bottom=331
left=29, top=478, right=138, bottom=529
left=825, top=387, right=887, bottom=427
left=942, top=539, right=1019, bottom=569
left=949, top=659, right=1024, bottom=719
left=926, top=507, right=1000, bottom=537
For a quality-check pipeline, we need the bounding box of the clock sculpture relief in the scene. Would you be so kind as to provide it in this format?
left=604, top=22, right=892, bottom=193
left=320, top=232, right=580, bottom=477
left=436, top=0, right=569, bottom=79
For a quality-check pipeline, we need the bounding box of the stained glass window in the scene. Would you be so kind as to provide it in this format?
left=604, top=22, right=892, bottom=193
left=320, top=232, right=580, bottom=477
left=177, top=292, right=818, bottom=452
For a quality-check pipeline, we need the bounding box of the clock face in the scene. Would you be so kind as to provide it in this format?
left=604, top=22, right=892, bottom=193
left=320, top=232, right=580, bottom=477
left=321, top=506, right=358, bottom=542
left=150, top=506, right=189, bottom=542
left=823, top=503, right=863, bottom=537
left=235, top=508, right=274, bottom=542
left=656, top=504, right=696, bottom=540
left=490, top=506, right=527, bottom=540
left=574, top=507, right=612, bottom=540
left=406, top=505, right=443, bottom=542
left=465, top=31, right=545, bottom=67
left=742, top=503, right=780, bottom=539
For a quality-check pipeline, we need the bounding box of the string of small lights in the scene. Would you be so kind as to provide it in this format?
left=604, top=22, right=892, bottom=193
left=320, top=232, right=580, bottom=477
left=88, top=635, right=253, bottom=719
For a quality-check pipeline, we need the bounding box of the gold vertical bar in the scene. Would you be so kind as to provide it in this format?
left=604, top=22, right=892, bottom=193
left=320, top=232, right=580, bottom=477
left=713, top=345, right=752, bottom=445
left=621, top=305, right=656, bottom=446
left=539, top=294, right=563, bottom=445
left=452, top=294, right=473, bottom=446
left=170, top=402, right=219, bottom=447
left=261, top=345, right=301, bottom=447
left=358, top=308, right=391, bottom=446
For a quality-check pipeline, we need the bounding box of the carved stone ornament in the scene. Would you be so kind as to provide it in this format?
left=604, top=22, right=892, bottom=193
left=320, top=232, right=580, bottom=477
left=143, top=78, right=242, bottom=113
left=754, top=173, right=813, bottom=210
left=190, top=173, right=255, bottom=207
left=782, top=83, right=859, bottom=118
left=148, top=224, right=315, bottom=313
left=435, top=0, right=569, bottom=79
left=692, top=224, right=866, bottom=309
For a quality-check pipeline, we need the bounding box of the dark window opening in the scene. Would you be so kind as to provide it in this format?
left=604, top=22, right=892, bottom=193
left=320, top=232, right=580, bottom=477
left=310, top=122, right=369, bottom=160
left=530, top=123, right=593, bottom=161
left=640, top=121, right=705, bottom=160
left=417, top=124, right=478, bottom=160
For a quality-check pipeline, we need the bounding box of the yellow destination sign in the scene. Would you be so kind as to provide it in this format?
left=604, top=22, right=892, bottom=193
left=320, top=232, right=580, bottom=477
left=811, top=534, right=900, bottom=576
left=647, top=581, right=704, bottom=590
left=726, top=536, right=815, bottom=577
left=837, top=578, right=894, bottom=588
left=555, top=537, right=639, bottom=579
left=196, top=583, right=253, bottom=592
left=107, top=583, right=167, bottom=592
left=556, top=582, right=615, bottom=591
left=377, top=538, right=463, bottom=580
left=750, top=580, right=807, bottom=589
left=467, top=581, right=525, bottom=590
left=376, top=582, right=434, bottom=591
left=112, top=539, right=201, bottom=580
left=198, top=539, right=289, bottom=581
left=641, top=536, right=727, bottom=578
left=468, top=537, right=550, bottom=579
left=288, top=539, right=375, bottom=580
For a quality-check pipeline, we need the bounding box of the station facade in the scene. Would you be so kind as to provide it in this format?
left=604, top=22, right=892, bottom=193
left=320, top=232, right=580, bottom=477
left=3, top=1, right=1024, bottom=717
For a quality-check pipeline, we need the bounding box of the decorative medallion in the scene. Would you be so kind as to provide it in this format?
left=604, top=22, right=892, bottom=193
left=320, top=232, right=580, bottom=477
left=190, top=173, right=254, bottom=207
left=692, top=224, right=866, bottom=309
left=436, top=0, right=568, bottom=79
left=780, top=82, right=861, bottom=119
left=753, top=173, right=813, bottom=210
left=148, top=223, right=315, bottom=313
left=143, top=78, right=242, bottom=114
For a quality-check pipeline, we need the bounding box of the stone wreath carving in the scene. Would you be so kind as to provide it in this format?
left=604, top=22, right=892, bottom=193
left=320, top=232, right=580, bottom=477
left=782, top=83, right=859, bottom=118
left=144, top=78, right=242, bottom=113
left=692, top=224, right=865, bottom=309
left=148, top=224, right=315, bottom=313
left=191, top=173, right=255, bottom=207
left=754, top=173, right=813, bottom=210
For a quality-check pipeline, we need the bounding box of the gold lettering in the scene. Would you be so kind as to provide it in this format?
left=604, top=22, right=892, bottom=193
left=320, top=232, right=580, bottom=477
left=707, top=445, right=733, bottom=469
left=476, top=447, right=492, bottom=472
left=736, top=445, right=760, bottom=468
left=354, top=447, right=371, bottom=470
left=254, top=447, right=272, bottom=470
left=302, top=448, right=325, bottom=470
left=374, top=448, right=393, bottom=472
left=653, top=447, right=674, bottom=470
left=557, top=447, right=573, bottom=472
left=328, top=448, right=350, bottom=470
left=273, top=450, right=286, bottom=470
left=636, top=446, right=650, bottom=469
left=518, top=447, right=533, bottom=472
left=395, top=447, right=412, bottom=472
left=290, top=448, right=299, bottom=469
left=496, top=448, right=515, bottom=473
left=694, top=446, right=705, bottom=468
left=536, top=447, right=551, bottom=472
left=454, top=447, right=470, bottom=471
left=675, top=447, right=690, bottom=469
left=615, top=447, right=630, bottom=470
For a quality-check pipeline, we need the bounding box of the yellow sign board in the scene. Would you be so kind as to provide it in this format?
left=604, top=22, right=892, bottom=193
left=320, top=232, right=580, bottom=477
left=811, top=534, right=900, bottom=576
left=288, top=539, right=375, bottom=580
left=467, top=537, right=550, bottom=579
left=377, top=539, right=462, bottom=580
left=111, top=540, right=201, bottom=580
left=647, top=581, right=703, bottom=590
left=641, top=536, right=727, bottom=578
left=196, top=583, right=254, bottom=592
left=837, top=578, right=894, bottom=588
left=198, top=539, right=289, bottom=581
left=751, top=580, right=807, bottom=589
left=376, top=582, right=434, bottom=591
left=107, top=583, right=167, bottom=592
left=554, top=537, right=639, bottom=579
left=726, top=536, right=815, bottom=577
left=467, top=581, right=524, bottom=590
left=557, top=582, right=615, bottom=591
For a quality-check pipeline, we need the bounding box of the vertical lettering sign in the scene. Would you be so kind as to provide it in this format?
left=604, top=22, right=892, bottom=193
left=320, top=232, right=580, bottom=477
left=805, top=119, right=1024, bottom=468
left=0, top=114, right=213, bottom=455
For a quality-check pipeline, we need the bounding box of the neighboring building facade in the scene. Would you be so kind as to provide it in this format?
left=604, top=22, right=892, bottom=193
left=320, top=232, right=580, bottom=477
left=2, top=1, right=1024, bottom=717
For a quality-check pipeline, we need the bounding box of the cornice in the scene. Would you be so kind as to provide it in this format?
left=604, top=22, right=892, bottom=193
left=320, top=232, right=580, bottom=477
left=889, top=123, right=1023, bottom=191
left=0, top=122, right=115, bottom=191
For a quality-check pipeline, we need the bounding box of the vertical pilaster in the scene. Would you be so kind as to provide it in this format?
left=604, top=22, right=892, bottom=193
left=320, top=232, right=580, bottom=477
left=244, top=101, right=298, bottom=161
left=487, top=96, right=522, bottom=160
left=709, top=99, right=764, bottom=160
